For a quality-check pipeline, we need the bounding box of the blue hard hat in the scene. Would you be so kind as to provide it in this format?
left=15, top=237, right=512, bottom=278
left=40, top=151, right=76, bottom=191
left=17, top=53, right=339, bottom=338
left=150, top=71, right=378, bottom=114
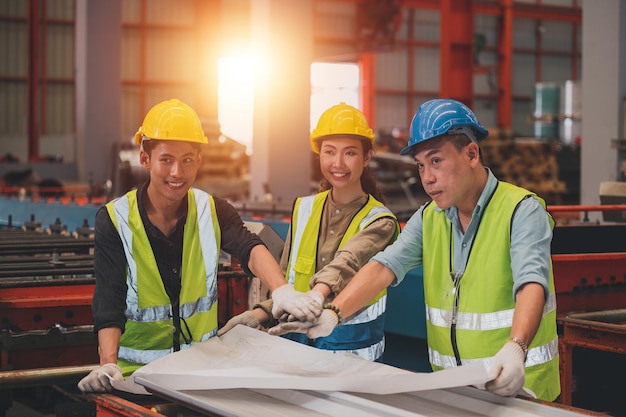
left=399, top=99, right=489, bottom=155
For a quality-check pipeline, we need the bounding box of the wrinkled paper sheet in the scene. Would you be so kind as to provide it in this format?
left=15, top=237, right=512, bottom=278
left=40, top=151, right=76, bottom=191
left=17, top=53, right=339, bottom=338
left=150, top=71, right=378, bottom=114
left=114, top=325, right=489, bottom=395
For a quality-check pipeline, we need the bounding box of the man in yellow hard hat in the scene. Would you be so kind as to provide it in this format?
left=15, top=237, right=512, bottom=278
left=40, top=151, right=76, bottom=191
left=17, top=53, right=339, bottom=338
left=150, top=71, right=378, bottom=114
left=78, top=99, right=323, bottom=392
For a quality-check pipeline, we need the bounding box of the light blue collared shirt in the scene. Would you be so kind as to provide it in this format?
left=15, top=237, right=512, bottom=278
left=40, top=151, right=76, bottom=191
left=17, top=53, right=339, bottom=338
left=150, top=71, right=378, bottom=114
left=371, top=168, right=552, bottom=301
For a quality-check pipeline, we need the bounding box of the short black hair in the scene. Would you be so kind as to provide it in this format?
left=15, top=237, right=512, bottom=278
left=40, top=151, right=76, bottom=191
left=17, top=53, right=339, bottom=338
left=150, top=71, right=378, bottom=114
left=140, top=139, right=201, bottom=155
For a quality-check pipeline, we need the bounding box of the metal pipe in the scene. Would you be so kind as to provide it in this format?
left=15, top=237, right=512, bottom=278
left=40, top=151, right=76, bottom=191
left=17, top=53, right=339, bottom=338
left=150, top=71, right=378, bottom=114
left=0, top=253, right=93, bottom=263
left=0, top=240, right=93, bottom=252
left=0, top=267, right=95, bottom=279
left=0, top=365, right=98, bottom=389
left=548, top=204, right=626, bottom=212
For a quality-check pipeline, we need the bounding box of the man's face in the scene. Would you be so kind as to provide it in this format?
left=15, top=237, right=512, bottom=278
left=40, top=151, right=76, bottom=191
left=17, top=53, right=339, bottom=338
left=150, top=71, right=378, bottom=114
left=140, top=140, right=201, bottom=203
left=413, top=136, right=475, bottom=210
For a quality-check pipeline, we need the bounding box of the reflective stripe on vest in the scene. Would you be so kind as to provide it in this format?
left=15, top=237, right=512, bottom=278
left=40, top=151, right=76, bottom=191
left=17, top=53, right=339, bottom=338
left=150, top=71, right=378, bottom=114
left=341, top=296, right=386, bottom=361
left=107, top=188, right=220, bottom=370
left=429, top=338, right=559, bottom=370
left=352, top=336, right=385, bottom=362
left=286, top=195, right=314, bottom=287
left=344, top=294, right=387, bottom=325
left=422, top=182, right=560, bottom=401
left=428, top=293, right=558, bottom=367
left=426, top=293, right=557, bottom=330
left=285, top=191, right=398, bottom=360
left=285, top=297, right=387, bottom=362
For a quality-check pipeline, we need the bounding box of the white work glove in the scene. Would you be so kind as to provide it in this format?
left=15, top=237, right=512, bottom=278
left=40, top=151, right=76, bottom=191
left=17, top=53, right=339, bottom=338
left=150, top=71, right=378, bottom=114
left=485, top=341, right=526, bottom=397
left=78, top=363, right=123, bottom=393
left=268, top=309, right=338, bottom=339
left=217, top=310, right=260, bottom=336
left=270, top=286, right=324, bottom=322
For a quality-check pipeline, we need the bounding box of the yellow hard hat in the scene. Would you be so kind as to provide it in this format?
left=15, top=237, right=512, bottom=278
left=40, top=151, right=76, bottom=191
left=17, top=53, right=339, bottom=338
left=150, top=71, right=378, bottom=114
left=133, top=98, right=208, bottom=145
left=310, top=102, right=375, bottom=154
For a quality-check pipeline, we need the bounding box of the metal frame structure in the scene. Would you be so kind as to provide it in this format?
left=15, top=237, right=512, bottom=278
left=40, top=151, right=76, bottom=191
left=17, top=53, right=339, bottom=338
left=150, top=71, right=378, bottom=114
left=2, top=0, right=583, bottom=165
left=0, top=0, right=75, bottom=162
left=356, top=0, right=582, bottom=132
left=120, top=0, right=220, bottom=135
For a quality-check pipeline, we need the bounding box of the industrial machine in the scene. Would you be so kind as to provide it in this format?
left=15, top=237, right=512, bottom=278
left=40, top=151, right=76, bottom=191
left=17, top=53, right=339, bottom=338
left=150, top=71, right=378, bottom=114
left=0, top=214, right=98, bottom=415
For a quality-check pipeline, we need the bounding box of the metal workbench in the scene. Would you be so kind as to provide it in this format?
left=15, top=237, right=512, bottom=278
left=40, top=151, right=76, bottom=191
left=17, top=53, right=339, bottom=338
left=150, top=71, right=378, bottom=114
left=117, top=381, right=602, bottom=417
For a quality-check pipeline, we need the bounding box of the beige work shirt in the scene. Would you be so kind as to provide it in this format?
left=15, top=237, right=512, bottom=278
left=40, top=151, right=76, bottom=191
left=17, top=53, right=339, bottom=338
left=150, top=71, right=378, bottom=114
left=285, top=193, right=397, bottom=296
left=256, top=193, right=397, bottom=318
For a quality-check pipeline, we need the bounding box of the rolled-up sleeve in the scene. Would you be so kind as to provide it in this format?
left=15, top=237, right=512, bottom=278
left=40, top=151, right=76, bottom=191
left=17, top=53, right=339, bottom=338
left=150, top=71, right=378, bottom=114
left=311, top=217, right=398, bottom=295
left=510, top=197, right=552, bottom=300
left=371, top=206, right=426, bottom=286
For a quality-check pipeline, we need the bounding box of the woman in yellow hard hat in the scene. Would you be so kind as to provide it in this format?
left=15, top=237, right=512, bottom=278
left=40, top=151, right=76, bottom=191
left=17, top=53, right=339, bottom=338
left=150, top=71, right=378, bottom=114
left=78, top=99, right=324, bottom=392
left=219, top=103, right=400, bottom=361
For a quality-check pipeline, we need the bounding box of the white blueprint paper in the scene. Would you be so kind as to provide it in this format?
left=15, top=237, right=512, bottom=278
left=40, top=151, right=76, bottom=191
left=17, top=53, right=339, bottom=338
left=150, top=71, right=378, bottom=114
left=117, top=325, right=490, bottom=395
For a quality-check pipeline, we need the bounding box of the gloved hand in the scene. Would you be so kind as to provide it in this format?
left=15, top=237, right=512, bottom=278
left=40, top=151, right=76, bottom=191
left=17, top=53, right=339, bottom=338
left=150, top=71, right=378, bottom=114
left=268, top=309, right=338, bottom=339
left=270, top=286, right=324, bottom=322
left=485, top=341, right=526, bottom=397
left=78, top=363, right=123, bottom=393
left=217, top=310, right=260, bottom=336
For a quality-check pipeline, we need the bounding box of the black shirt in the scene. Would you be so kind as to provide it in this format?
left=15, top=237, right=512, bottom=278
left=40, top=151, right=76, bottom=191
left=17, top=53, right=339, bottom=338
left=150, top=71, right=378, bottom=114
left=91, top=182, right=265, bottom=333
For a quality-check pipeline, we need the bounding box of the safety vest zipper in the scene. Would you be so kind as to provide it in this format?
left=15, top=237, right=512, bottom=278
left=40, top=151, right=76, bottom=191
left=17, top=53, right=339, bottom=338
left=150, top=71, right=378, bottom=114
left=450, top=271, right=462, bottom=366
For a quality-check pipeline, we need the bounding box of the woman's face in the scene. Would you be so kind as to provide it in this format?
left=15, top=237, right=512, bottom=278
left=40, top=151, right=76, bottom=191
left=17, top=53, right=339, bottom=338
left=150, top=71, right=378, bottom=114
left=318, top=137, right=371, bottom=193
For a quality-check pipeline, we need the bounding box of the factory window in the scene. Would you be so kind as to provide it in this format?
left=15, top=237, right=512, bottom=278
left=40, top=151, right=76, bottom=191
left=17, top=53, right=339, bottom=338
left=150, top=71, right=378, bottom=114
left=0, top=0, right=75, bottom=163
left=216, top=60, right=360, bottom=156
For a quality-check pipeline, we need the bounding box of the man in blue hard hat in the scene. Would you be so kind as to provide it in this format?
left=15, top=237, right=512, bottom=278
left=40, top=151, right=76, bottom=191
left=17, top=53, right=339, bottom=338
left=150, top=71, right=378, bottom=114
left=269, top=98, right=561, bottom=402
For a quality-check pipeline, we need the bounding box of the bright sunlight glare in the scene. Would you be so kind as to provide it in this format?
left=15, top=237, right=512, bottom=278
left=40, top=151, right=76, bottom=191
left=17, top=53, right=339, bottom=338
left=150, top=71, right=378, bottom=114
left=218, top=58, right=361, bottom=155
left=218, top=55, right=255, bottom=154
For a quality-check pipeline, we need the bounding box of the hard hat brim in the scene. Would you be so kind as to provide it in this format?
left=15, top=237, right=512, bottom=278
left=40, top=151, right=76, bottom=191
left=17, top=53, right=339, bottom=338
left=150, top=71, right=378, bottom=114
left=399, top=127, right=489, bottom=156
left=399, top=143, right=417, bottom=155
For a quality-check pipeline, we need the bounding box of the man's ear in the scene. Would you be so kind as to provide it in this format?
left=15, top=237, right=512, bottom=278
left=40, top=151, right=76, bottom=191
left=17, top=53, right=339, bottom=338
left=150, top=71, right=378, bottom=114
left=139, top=150, right=150, bottom=167
left=467, top=142, right=479, bottom=163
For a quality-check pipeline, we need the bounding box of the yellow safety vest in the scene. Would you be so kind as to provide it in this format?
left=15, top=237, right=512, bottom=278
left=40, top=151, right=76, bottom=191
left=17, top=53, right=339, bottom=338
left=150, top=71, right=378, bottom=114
left=286, top=190, right=399, bottom=360
left=422, top=182, right=560, bottom=401
left=106, top=188, right=220, bottom=376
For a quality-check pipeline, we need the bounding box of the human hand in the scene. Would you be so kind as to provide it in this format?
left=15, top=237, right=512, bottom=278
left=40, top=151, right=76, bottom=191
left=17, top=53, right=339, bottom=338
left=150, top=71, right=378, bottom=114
left=217, top=310, right=261, bottom=336
left=270, top=286, right=324, bottom=322
left=485, top=341, right=526, bottom=397
left=268, top=309, right=338, bottom=339
left=78, top=363, right=123, bottom=393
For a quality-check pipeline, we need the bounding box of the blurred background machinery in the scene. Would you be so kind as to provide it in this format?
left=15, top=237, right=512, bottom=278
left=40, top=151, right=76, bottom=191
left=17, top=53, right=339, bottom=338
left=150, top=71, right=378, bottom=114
left=0, top=216, right=98, bottom=416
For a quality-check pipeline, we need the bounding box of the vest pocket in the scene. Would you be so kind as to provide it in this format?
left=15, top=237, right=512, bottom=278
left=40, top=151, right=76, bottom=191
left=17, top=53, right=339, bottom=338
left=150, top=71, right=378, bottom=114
left=294, top=256, right=315, bottom=276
